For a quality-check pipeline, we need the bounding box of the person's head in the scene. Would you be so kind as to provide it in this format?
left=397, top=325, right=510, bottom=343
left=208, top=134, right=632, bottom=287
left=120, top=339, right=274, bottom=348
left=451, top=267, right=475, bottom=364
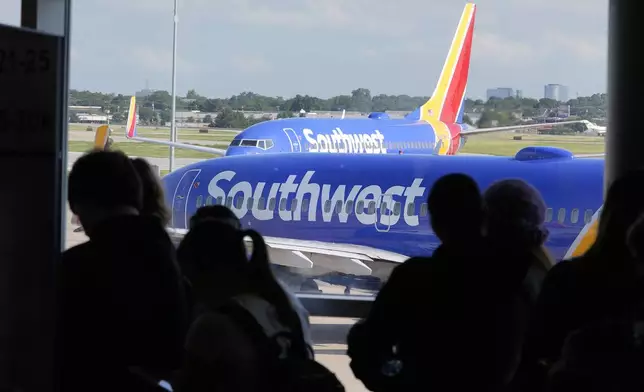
left=130, top=158, right=170, bottom=226
left=68, top=150, right=142, bottom=235
left=483, top=179, right=549, bottom=245
left=177, top=214, right=307, bottom=355
left=189, top=205, right=241, bottom=230
left=428, top=173, right=483, bottom=244
left=588, top=170, right=644, bottom=260
left=177, top=220, right=257, bottom=298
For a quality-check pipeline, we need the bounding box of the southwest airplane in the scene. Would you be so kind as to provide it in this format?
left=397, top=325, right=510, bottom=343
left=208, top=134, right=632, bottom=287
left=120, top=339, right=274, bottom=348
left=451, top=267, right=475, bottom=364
left=161, top=148, right=604, bottom=294
left=124, top=3, right=581, bottom=158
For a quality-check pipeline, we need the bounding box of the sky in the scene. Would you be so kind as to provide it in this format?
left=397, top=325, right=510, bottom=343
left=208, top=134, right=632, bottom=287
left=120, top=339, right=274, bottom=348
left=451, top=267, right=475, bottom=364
left=1, top=0, right=608, bottom=100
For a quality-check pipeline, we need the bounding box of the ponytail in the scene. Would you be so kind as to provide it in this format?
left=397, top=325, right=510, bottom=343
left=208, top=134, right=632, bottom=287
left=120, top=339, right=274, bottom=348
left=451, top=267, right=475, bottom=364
left=241, top=229, right=309, bottom=358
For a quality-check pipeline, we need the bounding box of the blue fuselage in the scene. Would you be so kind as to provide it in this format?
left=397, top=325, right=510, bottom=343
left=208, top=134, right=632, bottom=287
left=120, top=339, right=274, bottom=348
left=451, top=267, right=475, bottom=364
left=224, top=117, right=469, bottom=157
left=162, top=152, right=603, bottom=261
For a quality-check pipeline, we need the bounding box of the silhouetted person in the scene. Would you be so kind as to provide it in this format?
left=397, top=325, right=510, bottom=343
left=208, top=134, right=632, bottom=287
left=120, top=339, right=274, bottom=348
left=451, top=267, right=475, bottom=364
left=131, top=157, right=171, bottom=226
left=516, top=170, right=644, bottom=392
left=186, top=205, right=313, bottom=346
left=176, top=217, right=312, bottom=392
left=483, top=179, right=553, bottom=388
left=546, top=319, right=644, bottom=392
left=58, top=150, right=188, bottom=392
left=348, top=173, right=490, bottom=391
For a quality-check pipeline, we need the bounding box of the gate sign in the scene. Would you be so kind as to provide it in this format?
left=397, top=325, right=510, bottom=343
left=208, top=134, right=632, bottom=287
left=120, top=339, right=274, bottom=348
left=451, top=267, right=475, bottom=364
left=0, top=25, right=62, bottom=153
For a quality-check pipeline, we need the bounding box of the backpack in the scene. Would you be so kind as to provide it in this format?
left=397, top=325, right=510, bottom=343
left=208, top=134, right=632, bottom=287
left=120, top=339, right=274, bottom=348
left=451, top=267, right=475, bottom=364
left=217, top=299, right=345, bottom=392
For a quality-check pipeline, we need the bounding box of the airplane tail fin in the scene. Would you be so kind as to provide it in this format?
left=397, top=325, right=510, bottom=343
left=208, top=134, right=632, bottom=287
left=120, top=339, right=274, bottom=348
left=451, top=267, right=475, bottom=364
left=125, top=96, right=138, bottom=139
left=405, top=3, right=476, bottom=125
left=93, top=124, right=110, bottom=150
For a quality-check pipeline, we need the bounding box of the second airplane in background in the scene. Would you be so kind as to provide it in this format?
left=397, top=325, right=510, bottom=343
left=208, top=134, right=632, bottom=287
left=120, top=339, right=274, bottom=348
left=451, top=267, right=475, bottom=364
left=124, top=3, right=582, bottom=158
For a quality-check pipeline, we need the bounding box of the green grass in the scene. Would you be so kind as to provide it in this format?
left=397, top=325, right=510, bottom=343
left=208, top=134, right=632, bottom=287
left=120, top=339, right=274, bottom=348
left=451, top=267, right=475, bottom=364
left=460, top=132, right=605, bottom=156
left=68, top=141, right=217, bottom=159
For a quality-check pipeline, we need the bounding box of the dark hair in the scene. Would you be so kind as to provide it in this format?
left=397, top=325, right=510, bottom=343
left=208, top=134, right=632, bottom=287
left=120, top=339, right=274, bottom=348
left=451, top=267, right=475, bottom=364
left=68, top=150, right=142, bottom=213
left=130, top=158, right=170, bottom=226
left=189, top=205, right=241, bottom=230
left=586, top=170, right=644, bottom=262
left=428, top=173, right=483, bottom=238
left=177, top=221, right=308, bottom=357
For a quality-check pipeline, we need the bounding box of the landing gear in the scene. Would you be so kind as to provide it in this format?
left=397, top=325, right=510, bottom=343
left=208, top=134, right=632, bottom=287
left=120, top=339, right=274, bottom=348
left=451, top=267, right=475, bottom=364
left=300, top=278, right=322, bottom=293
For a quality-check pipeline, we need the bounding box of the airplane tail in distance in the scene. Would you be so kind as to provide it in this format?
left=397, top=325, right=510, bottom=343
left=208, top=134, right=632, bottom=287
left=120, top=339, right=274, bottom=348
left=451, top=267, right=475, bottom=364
left=93, top=124, right=110, bottom=150
left=125, top=96, right=138, bottom=139
left=406, top=3, right=476, bottom=125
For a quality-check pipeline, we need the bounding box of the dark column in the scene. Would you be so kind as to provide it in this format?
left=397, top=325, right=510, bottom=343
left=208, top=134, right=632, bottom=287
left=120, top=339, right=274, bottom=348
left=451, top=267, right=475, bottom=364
left=0, top=1, right=70, bottom=391
left=605, top=0, right=644, bottom=193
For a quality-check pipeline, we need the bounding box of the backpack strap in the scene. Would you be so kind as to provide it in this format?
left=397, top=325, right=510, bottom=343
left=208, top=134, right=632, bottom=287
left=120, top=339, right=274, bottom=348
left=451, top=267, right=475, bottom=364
left=216, top=300, right=283, bottom=359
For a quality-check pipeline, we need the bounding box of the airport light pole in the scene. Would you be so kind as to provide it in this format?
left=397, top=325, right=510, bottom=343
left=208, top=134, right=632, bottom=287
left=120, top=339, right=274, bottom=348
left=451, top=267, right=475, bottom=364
left=169, top=0, right=178, bottom=172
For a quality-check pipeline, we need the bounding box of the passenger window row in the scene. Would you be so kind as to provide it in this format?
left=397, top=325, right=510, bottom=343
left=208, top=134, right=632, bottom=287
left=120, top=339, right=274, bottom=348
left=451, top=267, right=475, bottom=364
left=194, top=195, right=595, bottom=225
left=544, top=208, right=594, bottom=225
left=303, top=140, right=435, bottom=151
left=195, top=194, right=429, bottom=217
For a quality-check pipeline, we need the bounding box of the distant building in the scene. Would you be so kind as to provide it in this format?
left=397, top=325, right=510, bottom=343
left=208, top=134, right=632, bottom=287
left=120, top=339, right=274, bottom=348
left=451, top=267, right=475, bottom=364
left=486, top=87, right=514, bottom=100
left=515, top=90, right=523, bottom=99
left=544, top=84, right=569, bottom=102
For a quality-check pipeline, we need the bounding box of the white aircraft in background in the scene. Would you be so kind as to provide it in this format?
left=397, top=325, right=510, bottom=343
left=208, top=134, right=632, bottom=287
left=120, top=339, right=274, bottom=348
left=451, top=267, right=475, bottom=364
left=582, top=120, right=606, bottom=136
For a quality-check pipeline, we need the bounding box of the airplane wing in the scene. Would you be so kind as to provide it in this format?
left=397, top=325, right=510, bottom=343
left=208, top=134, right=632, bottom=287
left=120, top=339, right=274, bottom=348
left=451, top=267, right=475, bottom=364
left=127, top=135, right=228, bottom=156
left=461, top=120, right=585, bottom=136
left=574, top=153, right=605, bottom=158
left=166, top=228, right=407, bottom=277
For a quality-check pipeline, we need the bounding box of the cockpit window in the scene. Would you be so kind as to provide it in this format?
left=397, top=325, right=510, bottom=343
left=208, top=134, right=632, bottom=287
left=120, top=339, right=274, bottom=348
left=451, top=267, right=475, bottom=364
left=231, top=138, right=275, bottom=149
left=241, top=139, right=258, bottom=147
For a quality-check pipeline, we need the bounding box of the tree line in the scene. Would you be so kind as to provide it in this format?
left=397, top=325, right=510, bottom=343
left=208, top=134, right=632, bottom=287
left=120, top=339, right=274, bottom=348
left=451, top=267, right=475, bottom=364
left=69, top=88, right=607, bottom=129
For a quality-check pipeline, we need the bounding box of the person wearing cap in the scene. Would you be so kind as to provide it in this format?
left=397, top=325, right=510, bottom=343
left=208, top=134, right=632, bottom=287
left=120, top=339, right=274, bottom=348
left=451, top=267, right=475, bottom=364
left=515, top=170, right=644, bottom=392
left=479, top=179, right=553, bottom=389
